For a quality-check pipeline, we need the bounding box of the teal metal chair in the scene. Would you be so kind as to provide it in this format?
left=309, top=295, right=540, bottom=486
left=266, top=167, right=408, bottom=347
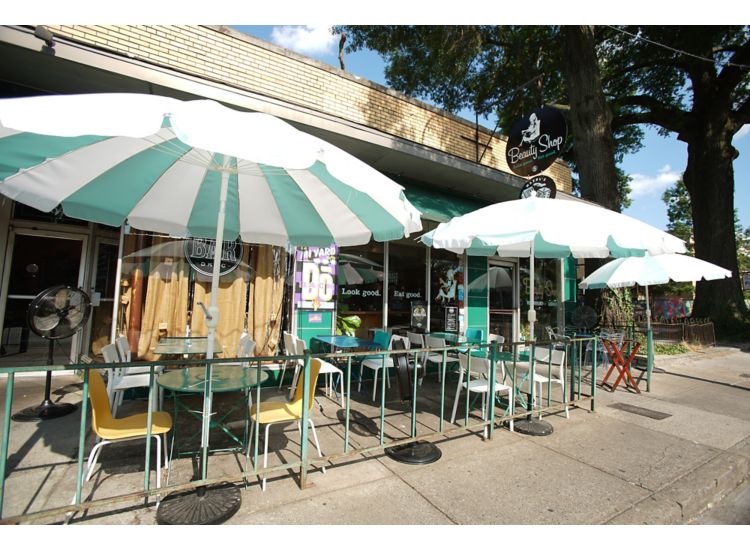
left=358, top=330, right=394, bottom=401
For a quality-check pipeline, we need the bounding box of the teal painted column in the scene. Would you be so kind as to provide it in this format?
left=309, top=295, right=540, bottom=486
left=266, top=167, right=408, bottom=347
left=466, top=256, right=488, bottom=337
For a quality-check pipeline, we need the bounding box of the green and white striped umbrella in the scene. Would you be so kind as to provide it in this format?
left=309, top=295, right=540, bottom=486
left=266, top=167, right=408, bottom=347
left=0, top=92, right=422, bottom=492
left=0, top=93, right=422, bottom=246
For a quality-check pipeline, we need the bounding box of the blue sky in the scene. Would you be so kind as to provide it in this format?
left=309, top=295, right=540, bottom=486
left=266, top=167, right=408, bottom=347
left=233, top=24, right=750, bottom=232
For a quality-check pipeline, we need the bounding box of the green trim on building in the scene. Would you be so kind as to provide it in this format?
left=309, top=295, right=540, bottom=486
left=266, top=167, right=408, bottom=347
left=466, top=255, right=489, bottom=338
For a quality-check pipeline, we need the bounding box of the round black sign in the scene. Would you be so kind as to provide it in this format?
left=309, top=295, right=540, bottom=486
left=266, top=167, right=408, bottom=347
left=506, top=107, right=567, bottom=177
left=184, top=237, right=244, bottom=277
left=520, top=175, right=557, bottom=199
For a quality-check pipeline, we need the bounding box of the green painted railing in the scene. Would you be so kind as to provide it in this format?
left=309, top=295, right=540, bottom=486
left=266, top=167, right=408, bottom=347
left=0, top=336, right=597, bottom=524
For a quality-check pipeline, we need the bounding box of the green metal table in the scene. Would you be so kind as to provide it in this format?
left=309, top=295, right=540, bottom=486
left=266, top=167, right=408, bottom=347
left=157, top=365, right=268, bottom=456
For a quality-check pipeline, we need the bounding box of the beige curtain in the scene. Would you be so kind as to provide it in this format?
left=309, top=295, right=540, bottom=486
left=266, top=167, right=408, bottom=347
left=191, top=246, right=252, bottom=357
left=249, top=245, right=286, bottom=357
left=135, top=237, right=191, bottom=360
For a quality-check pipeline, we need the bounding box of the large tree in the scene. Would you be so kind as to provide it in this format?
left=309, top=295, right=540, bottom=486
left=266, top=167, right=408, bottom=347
left=604, top=26, right=750, bottom=333
left=337, top=24, right=750, bottom=334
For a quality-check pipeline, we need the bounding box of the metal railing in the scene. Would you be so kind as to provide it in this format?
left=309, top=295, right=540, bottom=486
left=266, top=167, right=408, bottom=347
left=0, top=336, right=597, bottom=524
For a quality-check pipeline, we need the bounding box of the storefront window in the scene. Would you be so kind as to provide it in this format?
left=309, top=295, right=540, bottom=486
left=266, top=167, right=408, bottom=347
left=117, top=232, right=287, bottom=359
left=336, top=242, right=384, bottom=337
left=519, top=258, right=560, bottom=339
left=430, top=248, right=463, bottom=333
left=388, top=239, right=426, bottom=331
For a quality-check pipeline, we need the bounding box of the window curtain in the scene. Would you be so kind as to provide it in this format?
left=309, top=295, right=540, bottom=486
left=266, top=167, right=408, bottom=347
left=249, top=245, right=286, bottom=357
left=135, top=237, right=191, bottom=360
left=191, top=245, right=252, bottom=358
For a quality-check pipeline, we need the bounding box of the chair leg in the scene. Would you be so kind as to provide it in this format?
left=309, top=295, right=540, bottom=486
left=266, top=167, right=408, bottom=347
left=562, top=379, right=569, bottom=419
left=450, top=371, right=465, bottom=424
left=372, top=369, right=378, bottom=402
left=357, top=364, right=364, bottom=394
left=338, top=373, right=345, bottom=407
left=307, top=419, right=326, bottom=474
left=278, top=363, right=287, bottom=389
left=262, top=423, right=271, bottom=492
left=85, top=440, right=110, bottom=482
left=288, top=366, right=301, bottom=400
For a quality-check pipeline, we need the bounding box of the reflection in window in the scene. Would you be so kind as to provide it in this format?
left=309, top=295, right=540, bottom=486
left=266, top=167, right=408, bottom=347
left=388, top=239, right=426, bottom=330
left=336, top=242, right=384, bottom=337
left=519, top=258, right=559, bottom=339
left=430, top=248, right=462, bottom=332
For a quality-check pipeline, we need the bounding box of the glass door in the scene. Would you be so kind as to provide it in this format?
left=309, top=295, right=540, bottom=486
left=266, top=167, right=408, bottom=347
left=0, top=231, right=87, bottom=368
left=488, top=261, right=518, bottom=345
left=86, top=238, right=119, bottom=357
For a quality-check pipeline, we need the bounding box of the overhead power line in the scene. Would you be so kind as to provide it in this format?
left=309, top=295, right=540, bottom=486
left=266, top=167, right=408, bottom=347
left=605, top=25, right=750, bottom=70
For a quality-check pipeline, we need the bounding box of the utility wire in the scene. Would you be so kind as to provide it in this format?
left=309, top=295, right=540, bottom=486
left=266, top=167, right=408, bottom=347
left=605, top=25, right=750, bottom=70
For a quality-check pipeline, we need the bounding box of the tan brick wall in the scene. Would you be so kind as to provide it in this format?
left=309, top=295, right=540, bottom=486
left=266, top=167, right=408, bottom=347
left=46, top=24, right=572, bottom=192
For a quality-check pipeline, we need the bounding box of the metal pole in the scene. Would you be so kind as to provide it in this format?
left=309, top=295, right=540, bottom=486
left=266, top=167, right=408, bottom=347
left=0, top=372, right=14, bottom=518
left=109, top=225, right=125, bottom=344
left=299, top=349, right=311, bottom=488
left=645, top=285, right=654, bottom=392
left=74, top=367, right=90, bottom=506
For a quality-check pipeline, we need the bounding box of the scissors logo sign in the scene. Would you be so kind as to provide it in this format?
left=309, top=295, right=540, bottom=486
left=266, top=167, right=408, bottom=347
left=506, top=107, right=567, bottom=177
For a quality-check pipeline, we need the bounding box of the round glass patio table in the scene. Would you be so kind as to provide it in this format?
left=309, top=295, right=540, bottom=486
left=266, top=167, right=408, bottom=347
left=157, top=365, right=267, bottom=393
left=158, top=366, right=269, bottom=457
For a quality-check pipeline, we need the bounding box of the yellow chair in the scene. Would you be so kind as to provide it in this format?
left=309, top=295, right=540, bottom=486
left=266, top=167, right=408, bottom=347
left=246, top=358, right=327, bottom=491
left=75, top=369, right=172, bottom=499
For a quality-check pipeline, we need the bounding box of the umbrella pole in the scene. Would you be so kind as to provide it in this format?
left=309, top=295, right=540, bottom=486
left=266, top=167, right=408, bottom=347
left=514, top=240, right=553, bottom=437
left=157, top=165, right=242, bottom=525
left=645, top=285, right=654, bottom=392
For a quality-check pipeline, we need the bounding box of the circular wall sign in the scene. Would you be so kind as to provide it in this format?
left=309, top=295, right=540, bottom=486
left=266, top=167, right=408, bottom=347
left=184, top=238, right=244, bottom=277
left=506, top=106, right=567, bottom=177
left=520, top=175, right=557, bottom=199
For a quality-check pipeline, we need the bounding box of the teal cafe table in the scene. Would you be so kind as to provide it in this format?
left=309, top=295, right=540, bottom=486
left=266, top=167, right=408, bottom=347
left=157, top=365, right=268, bottom=456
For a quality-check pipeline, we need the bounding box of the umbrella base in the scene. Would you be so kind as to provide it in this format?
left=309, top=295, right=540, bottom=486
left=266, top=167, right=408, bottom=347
left=12, top=401, right=77, bottom=422
left=514, top=418, right=554, bottom=436
left=384, top=440, right=442, bottom=465
left=156, top=483, right=241, bottom=525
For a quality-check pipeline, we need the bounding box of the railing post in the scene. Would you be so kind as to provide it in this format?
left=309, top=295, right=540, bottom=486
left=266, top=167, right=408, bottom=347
left=488, top=341, right=498, bottom=440
left=144, top=365, right=154, bottom=497
left=344, top=356, right=352, bottom=453
left=74, top=366, right=91, bottom=507
left=299, top=349, right=311, bottom=488
left=0, top=372, right=15, bottom=519
left=591, top=338, right=597, bottom=412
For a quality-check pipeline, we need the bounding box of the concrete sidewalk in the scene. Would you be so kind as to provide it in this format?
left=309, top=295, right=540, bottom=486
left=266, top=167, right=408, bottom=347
left=2, top=344, right=750, bottom=524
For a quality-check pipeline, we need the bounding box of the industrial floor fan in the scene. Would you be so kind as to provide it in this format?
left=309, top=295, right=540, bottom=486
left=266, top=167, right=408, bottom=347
left=12, top=285, right=91, bottom=422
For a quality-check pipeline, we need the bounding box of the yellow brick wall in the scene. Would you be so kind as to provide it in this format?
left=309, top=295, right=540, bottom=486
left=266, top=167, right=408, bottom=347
left=45, top=24, right=572, bottom=192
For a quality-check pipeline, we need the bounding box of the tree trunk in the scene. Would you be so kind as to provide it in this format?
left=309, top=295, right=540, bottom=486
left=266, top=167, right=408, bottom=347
left=562, top=26, right=623, bottom=315
left=561, top=25, right=621, bottom=212
left=682, top=120, right=748, bottom=332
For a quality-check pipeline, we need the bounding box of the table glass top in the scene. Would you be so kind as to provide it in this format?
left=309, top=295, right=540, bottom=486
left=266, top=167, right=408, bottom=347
left=312, top=335, right=380, bottom=349
left=154, top=337, right=220, bottom=356
left=157, top=365, right=268, bottom=393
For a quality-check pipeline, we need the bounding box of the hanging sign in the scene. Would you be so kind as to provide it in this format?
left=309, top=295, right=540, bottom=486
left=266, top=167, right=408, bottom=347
left=506, top=106, right=567, bottom=177
left=184, top=237, right=244, bottom=277
left=520, top=175, right=557, bottom=199
left=294, top=245, right=337, bottom=311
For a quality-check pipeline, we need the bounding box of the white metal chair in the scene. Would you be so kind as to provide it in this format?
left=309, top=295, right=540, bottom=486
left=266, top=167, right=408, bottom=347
left=279, top=331, right=298, bottom=390
left=358, top=332, right=398, bottom=401
left=450, top=352, right=514, bottom=431
left=424, top=334, right=460, bottom=382
left=518, top=346, right=568, bottom=419
left=104, top=341, right=163, bottom=418
left=406, top=331, right=428, bottom=385
left=289, top=336, right=345, bottom=407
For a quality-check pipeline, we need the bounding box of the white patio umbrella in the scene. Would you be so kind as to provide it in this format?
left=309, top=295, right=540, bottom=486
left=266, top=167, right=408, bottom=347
left=421, top=196, right=687, bottom=339
left=0, top=93, right=422, bottom=521
left=579, top=253, right=731, bottom=387
left=421, top=196, right=686, bottom=433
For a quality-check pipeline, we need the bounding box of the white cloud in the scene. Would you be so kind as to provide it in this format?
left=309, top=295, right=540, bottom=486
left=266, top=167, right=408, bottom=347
left=735, top=124, right=750, bottom=141
left=270, top=25, right=337, bottom=56
left=628, top=164, right=682, bottom=198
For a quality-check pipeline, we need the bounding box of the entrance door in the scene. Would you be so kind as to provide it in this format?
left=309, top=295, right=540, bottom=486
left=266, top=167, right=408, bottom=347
left=86, top=238, right=119, bottom=357
left=488, top=261, right=518, bottom=345
left=0, top=231, right=87, bottom=368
